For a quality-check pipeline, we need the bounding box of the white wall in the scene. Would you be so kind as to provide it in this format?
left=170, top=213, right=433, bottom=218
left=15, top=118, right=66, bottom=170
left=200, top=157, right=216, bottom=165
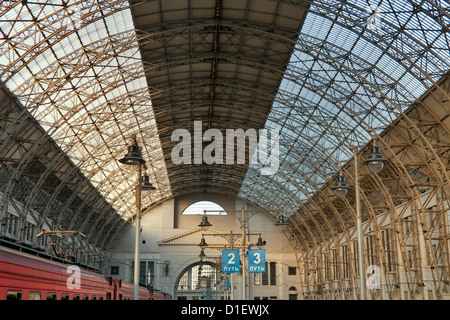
left=105, top=193, right=301, bottom=300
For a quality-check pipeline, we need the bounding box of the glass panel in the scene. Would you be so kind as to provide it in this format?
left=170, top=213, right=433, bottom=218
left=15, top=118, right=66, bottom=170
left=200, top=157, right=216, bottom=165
left=181, top=201, right=227, bottom=215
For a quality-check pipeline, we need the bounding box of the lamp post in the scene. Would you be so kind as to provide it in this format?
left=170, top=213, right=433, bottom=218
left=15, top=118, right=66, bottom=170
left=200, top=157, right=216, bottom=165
left=241, top=207, right=246, bottom=301
left=331, top=143, right=388, bottom=300
left=119, top=135, right=156, bottom=300
left=239, top=208, right=266, bottom=300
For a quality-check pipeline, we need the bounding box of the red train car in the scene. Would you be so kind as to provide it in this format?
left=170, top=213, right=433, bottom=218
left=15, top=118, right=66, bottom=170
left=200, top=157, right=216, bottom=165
left=113, top=279, right=152, bottom=300
left=112, top=279, right=170, bottom=300
left=0, top=245, right=171, bottom=300
left=152, top=290, right=171, bottom=300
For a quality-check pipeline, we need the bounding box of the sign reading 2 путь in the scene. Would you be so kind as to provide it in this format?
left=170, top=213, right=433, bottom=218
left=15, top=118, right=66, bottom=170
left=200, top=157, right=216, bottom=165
left=222, top=249, right=240, bottom=273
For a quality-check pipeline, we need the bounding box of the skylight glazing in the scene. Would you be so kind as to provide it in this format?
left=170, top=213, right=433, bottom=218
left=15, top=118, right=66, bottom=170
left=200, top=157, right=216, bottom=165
left=0, top=1, right=171, bottom=220
left=239, top=0, right=450, bottom=215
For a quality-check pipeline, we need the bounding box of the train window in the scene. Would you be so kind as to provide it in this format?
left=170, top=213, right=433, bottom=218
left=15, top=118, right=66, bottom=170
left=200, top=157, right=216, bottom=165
left=28, top=292, right=41, bottom=300
left=6, top=290, right=22, bottom=300
left=73, top=295, right=80, bottom=300
left=83, top=295, right=89, bottom=300
left=46, top=293, right=57, bottom=300
left=61, top=294, right=70, bottom=300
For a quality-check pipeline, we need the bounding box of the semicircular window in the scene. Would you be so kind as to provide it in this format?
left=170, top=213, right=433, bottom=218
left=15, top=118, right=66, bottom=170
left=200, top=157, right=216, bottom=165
left=181, top=201, right=227, bottom=215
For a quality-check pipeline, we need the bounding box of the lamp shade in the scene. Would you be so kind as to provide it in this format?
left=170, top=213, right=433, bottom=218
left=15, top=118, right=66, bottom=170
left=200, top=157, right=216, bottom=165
left=198, top=215, right=212, bottom=230
left=256, top=236, right=266, bottom=248
left=331, top=175, right=351, bottom=198
left=199, top=237, right=208, bottom=247
left=275, top=216, right=288, bottom=226
left=119, top=144, right=145, bottom=166
left=364, top=146, right=389, bottom=173
left=141, top=175, right=156, bottom=191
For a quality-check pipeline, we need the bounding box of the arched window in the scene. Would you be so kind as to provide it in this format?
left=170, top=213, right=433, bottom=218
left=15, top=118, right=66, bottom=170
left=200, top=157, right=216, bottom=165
left=289, top=287, right=298, bottom=300
left=176, top=262, right=221, bottom=291
left=181, top=201, right=227, bottom=215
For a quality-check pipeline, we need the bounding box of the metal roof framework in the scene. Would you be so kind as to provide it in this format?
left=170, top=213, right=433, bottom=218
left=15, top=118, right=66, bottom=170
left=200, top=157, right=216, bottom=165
left=0, top=0, right=449, bottom=263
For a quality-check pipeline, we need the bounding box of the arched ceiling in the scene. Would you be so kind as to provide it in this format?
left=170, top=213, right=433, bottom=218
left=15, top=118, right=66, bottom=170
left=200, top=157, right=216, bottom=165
left=0, top=0, right=449, bottom=251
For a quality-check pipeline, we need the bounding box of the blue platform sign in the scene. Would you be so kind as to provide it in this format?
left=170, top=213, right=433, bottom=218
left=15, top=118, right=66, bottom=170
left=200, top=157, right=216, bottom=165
left=248, top=249, right=266, bottom=273
left=222, top=249, right=240, bottom=273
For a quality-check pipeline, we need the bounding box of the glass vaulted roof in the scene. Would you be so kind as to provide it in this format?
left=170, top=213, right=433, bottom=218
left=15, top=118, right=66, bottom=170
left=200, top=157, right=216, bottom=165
left=0, top=0, right=449, bottom=248
left=239, top=0, right=450, bottom=214
left=0, top=1, right=171, bottom=221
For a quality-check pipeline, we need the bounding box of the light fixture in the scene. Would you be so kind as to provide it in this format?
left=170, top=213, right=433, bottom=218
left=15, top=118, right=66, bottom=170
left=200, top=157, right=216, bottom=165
left=331, top=174, right=351, bottom=198
left=256, top=235, right=266, bottom=248
left=119, top=136, right=146, bottom=166
left=199, top=249, right=206, bottom=259
left=199, top=237, right=208, bottom=247
left=275, top=215, right=288, bottom=226
left=364, top=145, right=389, bottom=173
left=118, top=135, right=149, bottom=301
left=198, top=214, right=212, bottom=230
left=140, top=174, right=156, bottom=191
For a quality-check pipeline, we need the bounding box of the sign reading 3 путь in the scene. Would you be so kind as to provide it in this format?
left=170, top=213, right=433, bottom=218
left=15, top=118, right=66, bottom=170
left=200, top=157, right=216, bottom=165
left=248, top=249, right=266, bottom=273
